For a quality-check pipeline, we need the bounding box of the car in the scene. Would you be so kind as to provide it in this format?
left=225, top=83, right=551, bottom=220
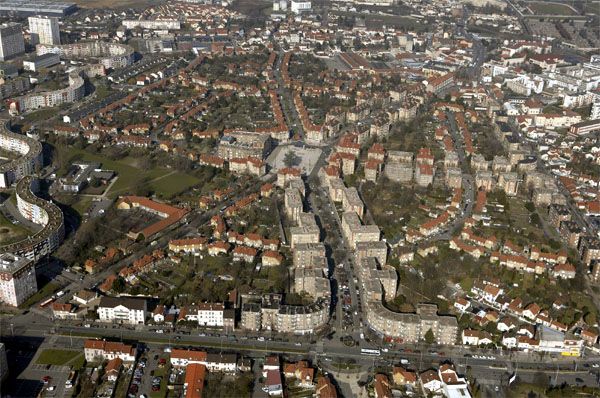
left=42, top=376, right=52, bottom=383
left=153, top=354, right=159, bottom=360
left=47, top=386, right=55, bottom=392
left=592, top=363, right=599, bottom=368
left=576, top=378, right=584, bottom=383
left=152, top=385, right=160, bottom=392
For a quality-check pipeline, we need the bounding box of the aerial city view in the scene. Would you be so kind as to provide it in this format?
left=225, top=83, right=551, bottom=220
left=0, top=0, right=598, bottom=397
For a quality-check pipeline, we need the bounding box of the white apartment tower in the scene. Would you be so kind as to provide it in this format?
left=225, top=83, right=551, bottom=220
left=0, top=253, right=37, bottom=307
left=28, top=16, right=60, bottom=46
left=0, top=23, right=25, bottom=61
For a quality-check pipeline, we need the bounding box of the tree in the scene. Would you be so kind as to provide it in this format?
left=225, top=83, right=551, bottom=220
left=112, top=276, right=126, bottom=293
left=283, top=150, right=298, bottom=168
left=424, top=328, right=435, bottom=345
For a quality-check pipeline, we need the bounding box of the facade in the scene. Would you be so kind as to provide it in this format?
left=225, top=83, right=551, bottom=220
left=0, top=253, right=36, bottom=306
left=365, top=302, right=458, bottom=344
left=0, top=23, right=24, bottom=61
left=28, top=16, right=60, bottom=45
left=10, top=71, right=84, bottom=113
left=36, top=41, right=134, bottom=69
left=83, top=339, right=136, bottom=362
left=197, top=303, right=224, bottom=327
left=0, top=123, right=42, bottom=188
left=3, top=176, right=65, bottom=261
left=22, top=53, right=60, bottom=72
left=97, top=296, right=147, bottom=324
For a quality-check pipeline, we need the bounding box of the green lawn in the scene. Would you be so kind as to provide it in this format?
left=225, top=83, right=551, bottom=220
left=149, top=360, right=170, bottom=398
left=19, top=282, right=60, bottom=309
left=528, top=2, right=577, bottom=15
left=55, top=148, right=200, bottom=199
left=0, top=211, right=31, bottom=245
left=148, top=172, right=201, bottom=199
left=36, top=349, right=81, bottom=366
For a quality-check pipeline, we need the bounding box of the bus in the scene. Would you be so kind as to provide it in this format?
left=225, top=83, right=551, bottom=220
left=360, top=348, right=381, bottom=356
left=39, top=298, right=54, bottom=308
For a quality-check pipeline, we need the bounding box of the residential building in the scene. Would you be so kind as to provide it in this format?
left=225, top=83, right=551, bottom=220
left=0, top=253, right=36, bottom=307
left=0, top=23, right=24, bottom=61
left=97, top=296, right=147, bottom=325
left=28, top=16, right=60, bottom=45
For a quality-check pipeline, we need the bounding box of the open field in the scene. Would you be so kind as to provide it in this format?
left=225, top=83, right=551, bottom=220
left=36, top=349, right=81, bottom=366
left=527, top=2, right=578, bottom=15
left=0, top=211, right=31, bottom=245
left=19, top=281, right=60, bottom=309
left=55, top=147, right=201, bottom=199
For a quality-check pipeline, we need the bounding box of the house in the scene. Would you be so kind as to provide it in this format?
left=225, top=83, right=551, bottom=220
left=393, top=367, right=417, bottom=386
left=184, top=363, right=206, bottom=398
left=73, top=289, right=98, bottom=305
left=84, top=340, right=136, bottom=362
left=523, top=303, right=541, bottom=320
left=374, top=374, right=392, bottom=398
left=265, top=369, right=283, bottom=396
left=283, top=361, right=314, bottom=388
left=97, top=296, right=147, bottom=325
left=197, top=303, right=224, bottom=327
left=497, top=317, right=516, bottom=332
left=105, top=357, right=123, bottom=382
left=263, top=356, right=280, bottom=377
left=153, top=305, right=165, bottom=323
left=316, top=376, right=337, bottom=398
left=454, top=297, right=470, bottom=313
left=420, top=369, right=443, bottom=394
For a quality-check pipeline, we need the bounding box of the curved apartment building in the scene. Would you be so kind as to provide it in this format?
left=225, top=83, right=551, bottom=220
left=0, top=121, right=42, bottom=188
left=0, top=176, right=65, bottom=260
left=9, top=71, right=85, bottom=113
left=36, top=41, right=135, bottom=69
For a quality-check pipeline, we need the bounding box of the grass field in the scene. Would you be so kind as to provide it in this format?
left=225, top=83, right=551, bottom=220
left=19, top=281, right=59, bottom=309
left=528, top=2, right=578, bottom=15
left=0, top=212, right=31, bottom=245
left=36, top=349, right=81, bottom=366
left=56, top=147, right=201, bottom=199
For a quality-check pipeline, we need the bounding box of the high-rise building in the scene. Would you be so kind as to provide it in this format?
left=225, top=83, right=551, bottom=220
left=0, top=23, right=25, bottom=61
left=0, top=253, right=37, bottom=307
left=28, top=16, right=60, bottom=45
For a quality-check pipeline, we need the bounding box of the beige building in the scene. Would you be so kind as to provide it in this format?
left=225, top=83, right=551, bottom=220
left=284, top=188, right=303, bottom=223
left=365, top=302, right=458, bottom=344
left=341, top=212, right=380, bottom=249
left=498, top=172, right=519, bottom=196
left=293, top=242, right=326, bottom=268
left=475, top=170, right=495, bottom=191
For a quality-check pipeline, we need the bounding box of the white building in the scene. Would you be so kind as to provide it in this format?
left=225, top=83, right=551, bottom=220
left=83, top=339, right=136, bottom=362
left=0, top=23, right=25, bottom=61
left=28, top=16, right=60, bottom=46
left=197, top=303, right=224, bottom=327
left=291, top=0, right=311, bottom=13
left=97, top=296, right=147, bottom=325
left=0, top=253, right=36, bottom=307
